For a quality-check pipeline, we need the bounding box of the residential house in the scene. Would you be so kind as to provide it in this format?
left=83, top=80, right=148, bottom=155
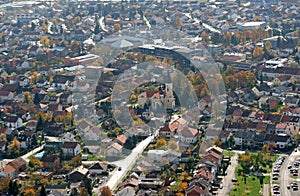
left=178, top=126, right=200, bottom=144
left=193, top=166, right=213, bottom=183
left=116, top=134, right=127, bottom=146
left=219, top=130, right=231, bottom=144
left=0, top=164, right=17, bottom=178
left=252, top=83, right=271, bottom=97
left=47, top=104, right=63, bottom=115
left=162, top=150, right=181, bottom=165
left=159, top=123, right=178, bottom=140
left=43, top=122, right=64, bottom=136
left=106, top=142, right=123, bottom=157
left=265, top=134, right=292, bottom=149
left=0, top=90, right=14, bottom=102
left=88, top=162, right=107, bottom=176
left=2, top=115, right=23, bottom=129
left=125, top=124, right=151, bottom=137
left=233, top=131, right=256, bottom=148
left=275, top=123, right=289, bottom=134
left=60, top=93, right=72, bottom=105
left=122, top=177, right=139, bottom=191
left=284, top=96, right=300, bottom=108
left=41, top=154, right=60, bottom=170
left=17, top=130, right=33, bottom=149
left=60, top=132, right=75, bottom=142
left=8, top=158, right=26, bottom=173
left=26, top=120, right=37, bottom=131
left=205, top=129, right=220, bottom=141
left=147, top=150, right=166, bottom=162
left=69, top=166, right=89, bottom=183
left=186, top=184, right=206, bottom=196
left=62, top=142, right=80, bottom=157
left=44, top=141, right=62, bottom=154
left=116, top=187, right=136, bottom=196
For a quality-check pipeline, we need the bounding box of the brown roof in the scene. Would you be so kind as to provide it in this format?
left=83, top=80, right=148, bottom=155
left=62, top=142, right=78, bottom=149
left=2, top=164, right=16, bottom=174
left=110, top=142, right=123, bottom=151
left=8, top=158, right=26, bottom=170
left=41, top=154, right=59, bottom=163
left=160, top=123, right=178, bottom=133
left=180, top=127, right=199, bottom=138
left=0, top=90, right=10, bottom=96
left=186, top=184, right=205, bottom=195
left=194, top=167, right=212, bottom=180
left=281, top=115, right=292, bottom=123
left=201, top=153, right=219, bottom=166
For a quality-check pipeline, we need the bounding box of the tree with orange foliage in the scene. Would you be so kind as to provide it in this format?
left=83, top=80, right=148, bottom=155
left=23, top=188, right=36, bottom=196
left=178, top=182, right=188, bottom=192
left=113, top=23, right=121, bottom=32
left=10, top=137, right=20, bottom=153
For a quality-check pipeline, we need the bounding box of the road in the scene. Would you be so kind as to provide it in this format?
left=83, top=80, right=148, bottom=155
left=217, top=153, right=239, bottom=196
left=99, top=16, right=108, bottom=33
left=92, top=130, right=159, bottom=194
left=279, top=149, right=300, bottom=196
left=0, top=1, right=39, bottom=8
left=184, top=13, right=221, bottom=34
left=21, top=144, right=45, bottom=162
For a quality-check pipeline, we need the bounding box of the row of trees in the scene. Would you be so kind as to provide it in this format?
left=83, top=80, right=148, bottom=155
left=201, top=28, right=269, bottom=45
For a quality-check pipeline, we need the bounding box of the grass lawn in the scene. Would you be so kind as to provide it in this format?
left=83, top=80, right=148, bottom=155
left=230, top=175, right=262, bottom=196
left=263, top=176, right=270, bottom=184
left=230, top=153, right=279, bottom=196
left=87, top=154, right=99, bottom=161
left=222, top=150, right=234, bottom=158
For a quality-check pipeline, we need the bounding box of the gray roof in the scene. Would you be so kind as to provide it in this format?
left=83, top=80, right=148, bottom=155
left=116, top=187, right=136, bottom=196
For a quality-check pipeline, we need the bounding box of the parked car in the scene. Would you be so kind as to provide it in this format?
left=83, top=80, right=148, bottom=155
left=231, top=178, right=238, bottom=182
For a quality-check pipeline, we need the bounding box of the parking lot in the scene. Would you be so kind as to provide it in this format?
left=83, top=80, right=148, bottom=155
left=271, top=148, right=300, bottom=196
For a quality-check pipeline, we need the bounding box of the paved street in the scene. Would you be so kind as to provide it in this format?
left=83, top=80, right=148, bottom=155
left=217, top=153, right=239, bottom=196
left=94, top=130, right=158, bottom=193
left=279, top=149, right=300, bottom=196
left=21, top=144, right=45, bottom=162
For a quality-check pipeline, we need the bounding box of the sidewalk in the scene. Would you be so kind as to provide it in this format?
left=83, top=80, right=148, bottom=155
left=263, top=184, right=269, bottom=196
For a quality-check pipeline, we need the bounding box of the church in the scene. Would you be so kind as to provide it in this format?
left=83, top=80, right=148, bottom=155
left=137, top=81, right=175, bottom=111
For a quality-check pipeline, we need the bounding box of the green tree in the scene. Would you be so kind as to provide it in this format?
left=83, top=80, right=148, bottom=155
left=70, top=188, right=78, bottom=196
left=211, top=32, right=222, bottom=44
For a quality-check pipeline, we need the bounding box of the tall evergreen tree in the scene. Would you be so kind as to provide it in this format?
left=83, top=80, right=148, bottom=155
left=39, top=185, right=46, bottom=196
left=36, top=116, right=43, bottom=131
left=33, top=92, right=41, bottom=105
left=94, top=20, right=101, bottom=35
